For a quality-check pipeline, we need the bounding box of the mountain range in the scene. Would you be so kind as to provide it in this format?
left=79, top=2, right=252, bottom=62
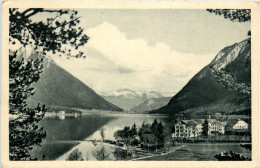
left=100, top=89, right=173, bottom=110
left=26, top=52, right=122, bottom=112
left=130, top=97, right=172, bottom=113
left=151, top=38, right=251, bottom=116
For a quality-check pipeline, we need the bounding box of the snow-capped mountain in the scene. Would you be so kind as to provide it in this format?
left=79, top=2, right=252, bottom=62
left=100, top=89, right=171, bottom=110
left=130, top=97, right=172, bottom=113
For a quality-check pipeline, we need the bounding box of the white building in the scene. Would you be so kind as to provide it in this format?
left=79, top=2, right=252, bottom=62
left=207, top=119, right=225, bottom=135
left=226, top=118, right=249, bottom=130
left=174, top=119, right=225, bottom=138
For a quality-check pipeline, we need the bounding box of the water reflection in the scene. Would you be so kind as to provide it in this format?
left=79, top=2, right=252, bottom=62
left=30, top=113, right=167, bottom=160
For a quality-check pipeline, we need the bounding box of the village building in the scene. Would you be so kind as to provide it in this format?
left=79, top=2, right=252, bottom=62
left=174, top=120, right=189, bottom=138
left=173, top=119, right=228, bottom=138
left=173, top=119, right=204, bottom=138
left=207, top=119, right=225, bottom=135
left=225, top=118, right=249, bottom=134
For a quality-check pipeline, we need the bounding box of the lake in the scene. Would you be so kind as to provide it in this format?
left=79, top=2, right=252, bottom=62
left=30, top=112, right=168, bottom=160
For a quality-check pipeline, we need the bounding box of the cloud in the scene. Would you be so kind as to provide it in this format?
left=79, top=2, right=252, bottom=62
left=52, top=22, right=215, bottom=93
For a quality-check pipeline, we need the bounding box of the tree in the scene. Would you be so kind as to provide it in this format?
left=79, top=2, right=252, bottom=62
left=211, top=68, right=251, bottom=96
left=240, top=143, right=251, bottom=151
left=138, top=122, right=152, bottom=143
left=10, top=8, right=88, bottom=58
left=215, top=144, right=251, bottom=161
left=214, top=151, right=250, bottom=161
left=66, top=148, right=84, bottom=161
left=151, top=119, right=158, bottom=135
left=113, top=147, right=128, bottom=160
left=157, top=121, right=165, bottom=148
left=100, top=128, right=105, bottom=143
left=9, top=8, right=89, bottom=160
left=207, top=9, right=250, bottom=22
left=130, top=123, right=138, bottom=138
left=9, top=51, right=47, bottom=160
left=163, top=124, right=174, bottom=151
left=122, top=126, right=131, bottom=142
left=202, top=120, right=209, bottom=137
left=92, top=145, right=110, bottom=161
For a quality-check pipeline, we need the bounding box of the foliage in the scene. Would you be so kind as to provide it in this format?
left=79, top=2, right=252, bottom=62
left=100, top=128, right=105, bottom=142
left=114, top=119, right=167, bottom=153
left=215, top=143, right=251, bottom=161
left=9, top=8, right=88, bottom=160
left=130, top=123, right=138, bottom=137
left=214, top=151, right=250, bottom=161
left=211, top=68, right=251, bottom=96
left=9, top=51, right=47, bottom=160
left=10, top=8, right=89, bottom=58
left=66, top=148, right=84, bottom=161
left=92, top=145, right=110, bottom=161
left=139, top=119, right=165, bottom=148
left=240, top=144, right=251, bottom=151
left=113, top=147, right=130, bottom=160
left=202, top=120, right=209, bottom=136
left=207, top=9, right=251, bottom=22
left=138, top=122, right=152, bottom=143
left=47, top=106, right=82, bottom=114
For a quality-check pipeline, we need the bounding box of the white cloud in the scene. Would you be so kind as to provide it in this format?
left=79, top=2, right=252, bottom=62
left=52, top=22, right=215, bottom=93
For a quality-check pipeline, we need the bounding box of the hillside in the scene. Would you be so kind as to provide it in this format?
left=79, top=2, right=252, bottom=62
left=130, top=97, right=172, bottom=113
left=151, top=38, right=251, bottom=116
left=26, top=53, right=122, bottom=111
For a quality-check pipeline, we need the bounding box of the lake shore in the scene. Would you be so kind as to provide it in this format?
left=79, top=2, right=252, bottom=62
left=139, top=143, right=251, bottom=161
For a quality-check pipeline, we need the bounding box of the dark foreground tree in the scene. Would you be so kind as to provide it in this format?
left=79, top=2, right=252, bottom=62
left=214, top=150, right=250, bottom=161
left=9, top=8, right=89, bottom=160
left=207, top=9, right=250, bottom=22
left=9, top=51, right=47, bottom=160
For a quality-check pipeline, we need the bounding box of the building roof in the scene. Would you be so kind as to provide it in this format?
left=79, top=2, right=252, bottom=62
left=226, top=118, right=248, bottom=126
left=186, top=120, right=198, bottom=127
left=179, top=120, right=190, bottom=124
left=193, top=119, right=204, bottom=124
left=207, top=119, right=218, bottom=123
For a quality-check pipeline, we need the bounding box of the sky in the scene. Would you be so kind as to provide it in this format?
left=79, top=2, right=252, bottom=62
left=26, top=9, right=251, bottom=94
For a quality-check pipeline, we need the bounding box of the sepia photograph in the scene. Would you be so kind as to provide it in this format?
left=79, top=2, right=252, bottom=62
left=1, top=1, right=259, bottom=168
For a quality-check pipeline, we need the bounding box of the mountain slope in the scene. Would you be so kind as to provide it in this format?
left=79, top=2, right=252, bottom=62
left=130, top=97, right=172, bottom=113
left=151, top=39, right=251, bottom=115
left=26, top=56, right=122, bottom=111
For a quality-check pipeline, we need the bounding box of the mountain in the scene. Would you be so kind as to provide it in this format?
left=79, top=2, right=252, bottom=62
left=26, top=53, right=122, bottom=111
left=100, top=89, right=168, bottom=110
left=130, top=97, right=172, bottom=113
left=151, top=38, right=251, bottom=116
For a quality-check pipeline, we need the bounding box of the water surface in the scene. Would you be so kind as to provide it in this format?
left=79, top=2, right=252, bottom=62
left=30, top=112, right=167, bottom=160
